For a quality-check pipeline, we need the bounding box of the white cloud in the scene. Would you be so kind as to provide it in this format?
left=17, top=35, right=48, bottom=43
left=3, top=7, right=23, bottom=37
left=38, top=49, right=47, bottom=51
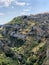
left=0, top=0, right=29, bottom=7
left=15, top=1, right=26, bottom=6
left=21, top=8, right=31, bottom=15
left=21, top=11, right=29, bottom=15
left=11, top=6, right=14, bottom=8
left=0, top=13, right=4, bottom=16
left=23, top=9, right=30, bottom=12
left=21, top=12, right=25, bottom=15
left=21, top=11, right=30, bottom=15
left=26, top=3, right=30, bottom=6
left=0, top=0, right=14, bottom=7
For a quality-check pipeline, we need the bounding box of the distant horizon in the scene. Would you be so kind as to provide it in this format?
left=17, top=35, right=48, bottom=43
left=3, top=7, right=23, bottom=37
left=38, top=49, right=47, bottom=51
left=0, top=0, right=49, bottom=24
left=0, top=12, right=49, bottom=25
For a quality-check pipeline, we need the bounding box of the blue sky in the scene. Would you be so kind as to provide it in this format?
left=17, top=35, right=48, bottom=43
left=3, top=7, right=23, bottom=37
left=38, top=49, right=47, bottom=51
left=0, top=0, right=49, bottom=24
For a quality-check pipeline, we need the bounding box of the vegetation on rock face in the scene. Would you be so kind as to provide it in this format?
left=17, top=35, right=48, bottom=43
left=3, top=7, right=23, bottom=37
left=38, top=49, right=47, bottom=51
left=0, top=13, right=49, bottom=65
left=8, top=16, right=23, bottom=25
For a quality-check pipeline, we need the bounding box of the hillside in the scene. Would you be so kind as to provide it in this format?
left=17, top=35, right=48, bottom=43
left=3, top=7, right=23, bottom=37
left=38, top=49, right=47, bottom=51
left=0, top=13, right=49, bottom=65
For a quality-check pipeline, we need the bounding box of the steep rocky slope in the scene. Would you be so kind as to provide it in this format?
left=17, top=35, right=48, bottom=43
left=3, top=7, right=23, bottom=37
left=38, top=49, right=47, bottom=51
left=0, top=13, right=49, bottom=65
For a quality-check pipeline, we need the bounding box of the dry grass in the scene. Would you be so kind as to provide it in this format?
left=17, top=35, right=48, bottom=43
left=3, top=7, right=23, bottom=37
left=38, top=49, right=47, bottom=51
left=32, top=41, right=46, bottom=53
